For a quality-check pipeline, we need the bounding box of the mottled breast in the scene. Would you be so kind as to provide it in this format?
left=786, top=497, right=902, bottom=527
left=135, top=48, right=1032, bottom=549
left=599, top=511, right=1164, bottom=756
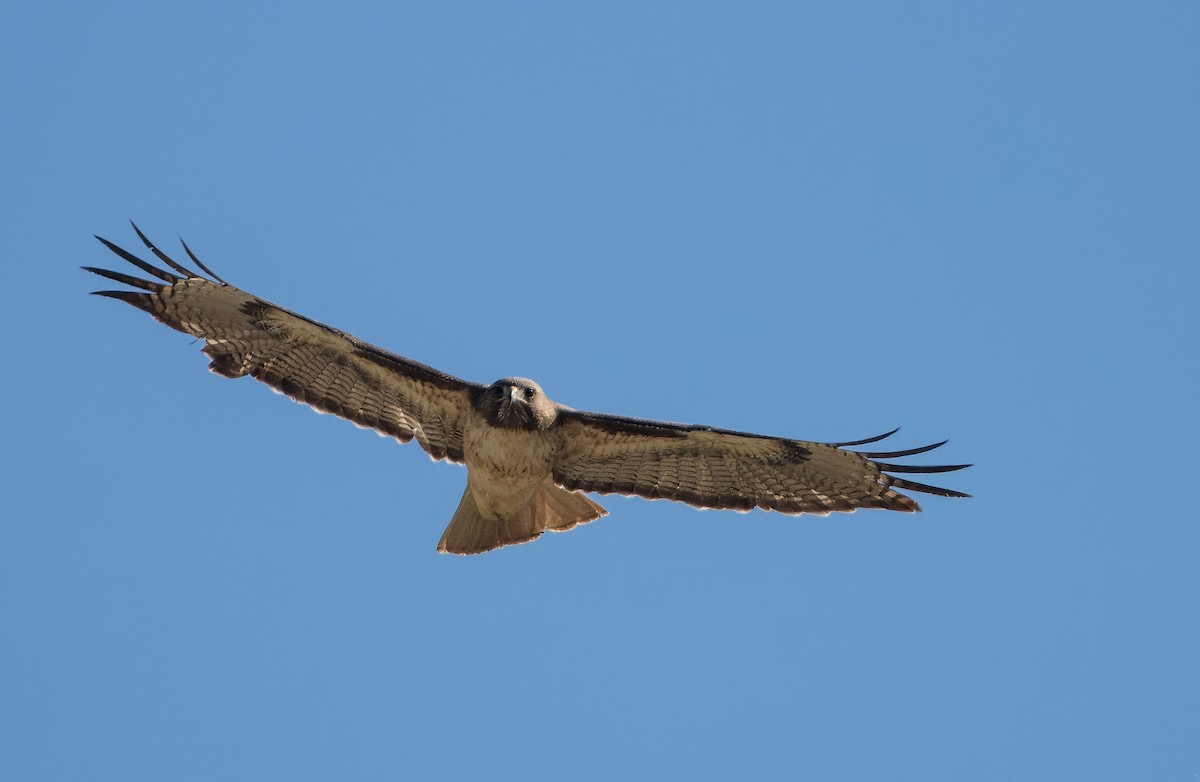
left=462, top=413, right=559, bottom=518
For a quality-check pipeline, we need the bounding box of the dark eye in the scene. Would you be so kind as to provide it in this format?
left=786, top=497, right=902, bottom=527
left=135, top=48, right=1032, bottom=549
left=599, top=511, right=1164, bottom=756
left=491, top=386, right=504, bottom=397
left=523, top=387, right=536, bottom=399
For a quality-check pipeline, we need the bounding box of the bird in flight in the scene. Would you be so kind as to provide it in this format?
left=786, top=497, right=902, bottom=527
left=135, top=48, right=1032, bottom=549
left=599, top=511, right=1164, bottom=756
left=86, top=225, right=970, bottom=554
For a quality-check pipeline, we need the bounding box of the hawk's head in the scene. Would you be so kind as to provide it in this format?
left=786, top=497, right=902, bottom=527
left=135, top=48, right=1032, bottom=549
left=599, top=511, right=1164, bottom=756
left=473, top=377, right=558, bottom=430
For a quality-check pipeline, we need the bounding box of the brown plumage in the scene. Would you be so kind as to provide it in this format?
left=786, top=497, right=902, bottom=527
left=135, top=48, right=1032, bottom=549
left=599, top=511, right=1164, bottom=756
left=86, top=224, right=970, bottom=555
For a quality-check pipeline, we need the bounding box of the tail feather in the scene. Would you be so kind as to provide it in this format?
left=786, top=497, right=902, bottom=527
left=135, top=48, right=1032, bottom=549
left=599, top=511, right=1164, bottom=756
left=437, top=480, right=607, bottom=555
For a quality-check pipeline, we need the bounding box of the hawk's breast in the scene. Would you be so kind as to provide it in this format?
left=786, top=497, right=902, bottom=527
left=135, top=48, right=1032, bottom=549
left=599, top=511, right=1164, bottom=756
left=462, top=414, right=558, bottom=520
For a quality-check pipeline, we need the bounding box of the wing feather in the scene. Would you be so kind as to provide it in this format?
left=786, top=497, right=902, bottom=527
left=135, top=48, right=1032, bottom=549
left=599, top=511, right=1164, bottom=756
left=553, top=410, right=969, bottom=515
left=86, top=228, right=480, bottom=463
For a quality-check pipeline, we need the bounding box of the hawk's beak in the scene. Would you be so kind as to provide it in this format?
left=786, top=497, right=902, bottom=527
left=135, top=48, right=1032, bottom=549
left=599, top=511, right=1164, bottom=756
left=508, top=385, right=523, bottom=406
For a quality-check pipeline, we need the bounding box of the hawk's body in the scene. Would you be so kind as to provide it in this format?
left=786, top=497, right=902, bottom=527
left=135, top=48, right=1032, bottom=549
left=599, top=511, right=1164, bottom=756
left=87, top=226, right=970, bottom=554
left=448, top=397, right=607, bottom=553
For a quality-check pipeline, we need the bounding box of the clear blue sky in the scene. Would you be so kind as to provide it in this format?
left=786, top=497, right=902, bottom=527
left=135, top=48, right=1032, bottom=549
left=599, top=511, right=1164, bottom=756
left=2, top=1, right=1197, bottom=779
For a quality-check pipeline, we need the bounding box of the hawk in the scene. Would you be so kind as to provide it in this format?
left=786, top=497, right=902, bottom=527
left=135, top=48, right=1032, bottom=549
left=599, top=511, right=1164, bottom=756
left=86, top=225, right=970, bottom=555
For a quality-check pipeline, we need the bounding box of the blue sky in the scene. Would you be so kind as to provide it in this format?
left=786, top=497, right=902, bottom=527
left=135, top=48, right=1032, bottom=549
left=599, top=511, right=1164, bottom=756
left=2, top=1, right=1197, bottom=779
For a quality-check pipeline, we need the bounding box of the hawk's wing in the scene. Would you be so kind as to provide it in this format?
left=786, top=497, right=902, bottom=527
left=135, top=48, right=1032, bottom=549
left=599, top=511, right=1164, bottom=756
left=86, top=225, right=480, bottom=462
left=552, top=410, right=969, bottom=515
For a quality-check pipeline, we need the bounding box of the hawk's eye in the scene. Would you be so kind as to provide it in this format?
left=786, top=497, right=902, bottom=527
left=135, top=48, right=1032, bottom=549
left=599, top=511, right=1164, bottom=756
left=491, top=386, right=505, bottom=398
left=523, top=387, right=536, bottom=400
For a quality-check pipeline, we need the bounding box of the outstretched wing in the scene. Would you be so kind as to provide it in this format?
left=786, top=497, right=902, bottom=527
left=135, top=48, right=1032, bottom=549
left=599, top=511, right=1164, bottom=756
left=85, top=224, right=481, bottom=462
left=552, top=410, right=969, bottom=515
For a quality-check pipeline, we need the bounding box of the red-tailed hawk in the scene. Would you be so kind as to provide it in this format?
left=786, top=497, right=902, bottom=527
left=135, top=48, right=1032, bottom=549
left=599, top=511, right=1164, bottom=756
left=86, top=225, right=970, bottom=554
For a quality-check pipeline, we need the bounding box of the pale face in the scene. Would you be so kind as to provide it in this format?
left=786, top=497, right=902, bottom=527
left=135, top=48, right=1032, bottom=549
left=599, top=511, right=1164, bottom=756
left=476, top=377, right=557, bottom=430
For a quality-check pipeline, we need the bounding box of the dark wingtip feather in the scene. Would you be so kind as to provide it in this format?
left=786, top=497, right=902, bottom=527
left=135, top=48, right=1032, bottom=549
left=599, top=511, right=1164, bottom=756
left=91, top=289, right=157, bottom=314
left=889, top=476, right=972, bottom=499
left=82, top=265, right=160, bottom=291
left=95, top=235, right=179, bottom=283
left=874, top=461, right=972, bottom=474
left=129, top=221, right=202, bottom=279
left=830, top=427, right=901, bottom=447
left=128, top=220, right=153, bottom=247
left=179, top=236, right=227, bottom=284
left=857, top=439, right=949, bottom=459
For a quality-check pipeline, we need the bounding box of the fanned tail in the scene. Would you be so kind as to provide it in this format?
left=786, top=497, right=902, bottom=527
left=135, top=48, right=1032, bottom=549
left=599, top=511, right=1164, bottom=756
left=437, top=480, right=607, bottom=555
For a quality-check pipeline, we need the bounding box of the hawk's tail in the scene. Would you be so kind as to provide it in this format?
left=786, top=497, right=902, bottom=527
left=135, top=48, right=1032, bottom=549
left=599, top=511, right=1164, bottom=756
left=437, top=481, right=608, bottom=555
